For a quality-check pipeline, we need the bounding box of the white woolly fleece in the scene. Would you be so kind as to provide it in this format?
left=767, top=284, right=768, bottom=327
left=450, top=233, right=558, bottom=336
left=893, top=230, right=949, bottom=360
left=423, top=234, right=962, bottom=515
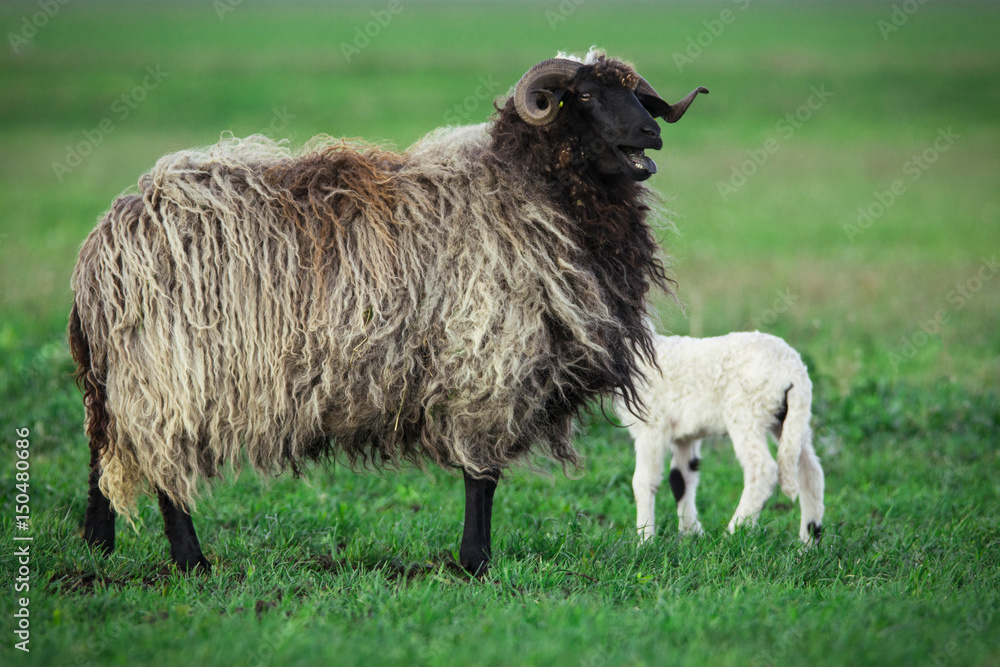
left=619, top=331, right=826, bottom=544
left=555, top=46, right=604, bottom=64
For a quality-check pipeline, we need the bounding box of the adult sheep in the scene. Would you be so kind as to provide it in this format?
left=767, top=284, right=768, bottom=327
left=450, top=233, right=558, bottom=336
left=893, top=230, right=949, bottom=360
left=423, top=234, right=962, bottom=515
left=69, top=49, right=707, bottom=575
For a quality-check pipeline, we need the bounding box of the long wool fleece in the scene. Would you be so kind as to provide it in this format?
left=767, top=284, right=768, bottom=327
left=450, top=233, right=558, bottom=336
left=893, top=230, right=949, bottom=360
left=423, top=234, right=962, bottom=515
left=71, top=123, right=665, bottom=517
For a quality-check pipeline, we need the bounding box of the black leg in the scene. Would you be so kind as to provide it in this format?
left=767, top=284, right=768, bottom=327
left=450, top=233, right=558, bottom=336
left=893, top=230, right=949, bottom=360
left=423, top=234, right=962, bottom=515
left=83, top=448, right=115, bottom=555
left=459, top=469, right=499, bottom=577
left=158, top=491, right=211, bottom=572
left=483, top=473, right=497, bottom=554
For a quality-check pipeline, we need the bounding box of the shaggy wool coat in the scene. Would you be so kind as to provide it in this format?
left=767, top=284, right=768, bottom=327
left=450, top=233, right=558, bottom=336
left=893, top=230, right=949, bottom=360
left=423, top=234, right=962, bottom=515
left=71, top=125, right=663, bottom=516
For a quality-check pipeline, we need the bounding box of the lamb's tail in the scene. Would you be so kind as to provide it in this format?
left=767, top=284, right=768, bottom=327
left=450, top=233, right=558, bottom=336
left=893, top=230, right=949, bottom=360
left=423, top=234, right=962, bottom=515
left=777, top=380, right=812, bottom=500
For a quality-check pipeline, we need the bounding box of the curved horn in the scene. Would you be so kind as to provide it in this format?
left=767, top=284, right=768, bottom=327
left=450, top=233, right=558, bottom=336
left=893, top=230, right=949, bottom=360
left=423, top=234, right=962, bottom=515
left=514, top=58, right=584, bottom=127
left=635, top=77, right=709, bottom=123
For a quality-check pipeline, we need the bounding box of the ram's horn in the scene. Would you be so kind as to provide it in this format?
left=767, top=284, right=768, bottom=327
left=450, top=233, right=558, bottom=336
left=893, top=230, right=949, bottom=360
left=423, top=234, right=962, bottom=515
left=635, top=78, right=709, bottom=123
left=514, top=59, right=584, bottom=126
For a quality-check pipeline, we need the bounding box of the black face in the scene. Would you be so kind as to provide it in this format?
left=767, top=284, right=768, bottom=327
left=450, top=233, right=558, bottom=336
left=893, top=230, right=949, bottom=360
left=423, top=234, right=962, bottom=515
left=569, top=80, right=663, bottom=181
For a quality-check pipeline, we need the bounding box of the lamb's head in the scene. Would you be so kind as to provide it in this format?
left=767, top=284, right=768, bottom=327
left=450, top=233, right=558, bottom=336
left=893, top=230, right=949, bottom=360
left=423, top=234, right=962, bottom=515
left=512, top=52, right=708, bottom=182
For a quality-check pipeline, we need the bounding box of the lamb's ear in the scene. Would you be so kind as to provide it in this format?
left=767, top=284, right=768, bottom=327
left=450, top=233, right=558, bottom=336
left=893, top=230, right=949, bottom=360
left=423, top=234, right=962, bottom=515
left=635, top=78, right=709, bottom=123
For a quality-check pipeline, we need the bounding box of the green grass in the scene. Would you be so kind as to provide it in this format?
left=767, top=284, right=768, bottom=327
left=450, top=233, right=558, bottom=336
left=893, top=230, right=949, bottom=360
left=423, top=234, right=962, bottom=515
left=1, top=1, right=999, bottom=665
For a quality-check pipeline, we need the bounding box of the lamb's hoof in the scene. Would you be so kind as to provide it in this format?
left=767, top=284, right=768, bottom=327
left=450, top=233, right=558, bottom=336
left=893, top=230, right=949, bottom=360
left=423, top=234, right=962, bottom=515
left=727, top=517, right=758, bottom=535
left=801, top=521, right=823, bottom=545
left=679, top=521, right=704, bottom=537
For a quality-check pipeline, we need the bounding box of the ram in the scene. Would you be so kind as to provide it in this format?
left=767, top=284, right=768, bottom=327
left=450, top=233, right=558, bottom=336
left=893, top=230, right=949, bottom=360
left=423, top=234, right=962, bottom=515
left=69, top=49, right=707, bottom=574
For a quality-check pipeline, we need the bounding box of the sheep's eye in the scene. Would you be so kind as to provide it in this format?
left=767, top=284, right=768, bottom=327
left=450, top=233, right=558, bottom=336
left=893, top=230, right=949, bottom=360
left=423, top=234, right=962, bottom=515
left=579, top=92, right=592, bottom=102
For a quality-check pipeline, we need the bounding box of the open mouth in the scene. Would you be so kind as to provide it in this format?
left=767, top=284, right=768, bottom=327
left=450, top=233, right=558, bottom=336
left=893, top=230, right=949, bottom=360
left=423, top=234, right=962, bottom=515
left=618, top=146, right=657, bottom=175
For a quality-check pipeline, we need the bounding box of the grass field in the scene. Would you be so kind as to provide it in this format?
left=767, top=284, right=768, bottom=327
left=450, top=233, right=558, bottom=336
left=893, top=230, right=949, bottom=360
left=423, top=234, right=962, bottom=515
left=1, top=1, right=999, bottom=665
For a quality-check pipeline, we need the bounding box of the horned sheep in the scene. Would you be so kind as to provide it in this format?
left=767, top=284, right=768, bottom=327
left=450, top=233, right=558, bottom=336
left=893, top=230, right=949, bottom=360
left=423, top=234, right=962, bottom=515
left=618, top=331, right=825, bottom=544
left=69, top=49, right=708, bottom=574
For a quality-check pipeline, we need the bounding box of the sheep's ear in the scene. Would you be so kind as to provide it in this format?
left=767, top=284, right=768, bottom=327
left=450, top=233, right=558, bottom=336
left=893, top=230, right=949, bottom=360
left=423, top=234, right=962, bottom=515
left=635, top=78, right=709, bottom=123
left=515, top=58, right=584, bottom=126
left=548, top=89, right=570, bottom=108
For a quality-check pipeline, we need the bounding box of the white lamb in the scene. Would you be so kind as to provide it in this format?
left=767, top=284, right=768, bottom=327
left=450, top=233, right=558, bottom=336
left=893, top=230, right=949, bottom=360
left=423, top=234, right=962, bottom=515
left=618, top=331, right=825, bottom=544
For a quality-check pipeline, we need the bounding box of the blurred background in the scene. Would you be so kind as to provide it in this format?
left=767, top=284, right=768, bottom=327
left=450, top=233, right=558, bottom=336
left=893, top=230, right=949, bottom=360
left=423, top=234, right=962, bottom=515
left=2, top=0, right=998, bottom=393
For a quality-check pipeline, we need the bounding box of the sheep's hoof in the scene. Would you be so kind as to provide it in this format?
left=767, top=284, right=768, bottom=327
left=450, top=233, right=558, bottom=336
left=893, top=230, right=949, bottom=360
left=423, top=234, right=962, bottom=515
left=83, top=513, right=116, bottom=555
left=460, top=559, right=489, bottom=579
left=174, top=553, right=212, bottom=573
left=459, top=551, right=490, bottom=579
left=83, top=533, right=115, bottom=556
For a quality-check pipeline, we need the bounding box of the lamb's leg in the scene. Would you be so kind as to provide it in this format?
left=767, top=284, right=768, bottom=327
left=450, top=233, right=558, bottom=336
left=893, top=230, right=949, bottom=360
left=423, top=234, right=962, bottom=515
left=671, top=439, right=704, bottom=536
left=632, top=432, right=669, bottom=542
left=727, top=426, right=778, bottom=534
left=158, top=491, right=211, bottom=572
left=459, top=469, right=499, bottom=577
left=797, top=438, right=826, bottom=543
left=83, top=447, right=115, bottom=554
